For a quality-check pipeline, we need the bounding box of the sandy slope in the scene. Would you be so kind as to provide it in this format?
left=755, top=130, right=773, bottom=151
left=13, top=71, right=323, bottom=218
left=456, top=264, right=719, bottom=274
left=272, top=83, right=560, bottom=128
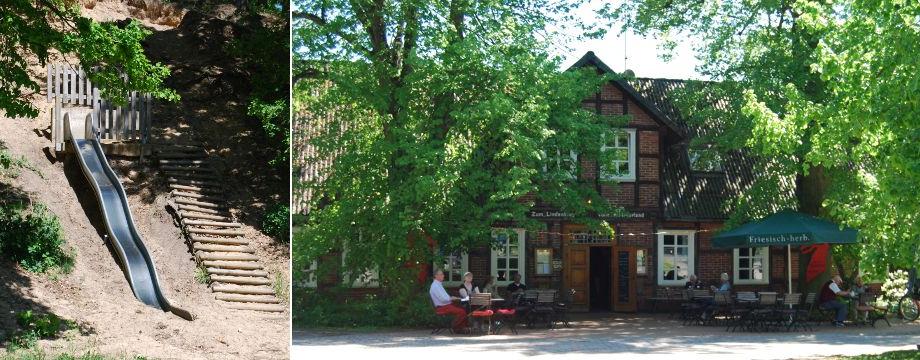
left=0, top=1, right=289, bottom=359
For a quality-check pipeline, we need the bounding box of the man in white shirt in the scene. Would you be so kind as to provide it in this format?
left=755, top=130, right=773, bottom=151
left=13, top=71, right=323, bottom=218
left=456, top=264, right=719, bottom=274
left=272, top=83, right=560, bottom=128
left=819, top=275, right=851, bottom=327
left=430, top=270, right=467, bottom=332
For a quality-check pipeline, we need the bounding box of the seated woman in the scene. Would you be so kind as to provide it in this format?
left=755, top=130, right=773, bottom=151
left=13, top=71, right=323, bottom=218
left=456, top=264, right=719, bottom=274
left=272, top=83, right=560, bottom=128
left=458, top=272, right=480, bottom=313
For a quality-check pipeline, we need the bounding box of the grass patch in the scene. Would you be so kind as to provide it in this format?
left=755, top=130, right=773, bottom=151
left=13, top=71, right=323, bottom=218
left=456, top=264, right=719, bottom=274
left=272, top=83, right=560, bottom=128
left=831, top=350, right=920, bottom=359
left=1, top=311, right=75, bottom=352
left=272, top=271, right=287, bottom=304
left=0, top=202, right=74, bottom=274
left=193, top=266, right=210, bottom=284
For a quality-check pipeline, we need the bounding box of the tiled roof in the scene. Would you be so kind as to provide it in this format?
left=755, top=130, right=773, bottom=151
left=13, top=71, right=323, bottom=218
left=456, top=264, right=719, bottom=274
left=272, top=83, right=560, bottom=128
left=624, top=77, right=761, bottom=220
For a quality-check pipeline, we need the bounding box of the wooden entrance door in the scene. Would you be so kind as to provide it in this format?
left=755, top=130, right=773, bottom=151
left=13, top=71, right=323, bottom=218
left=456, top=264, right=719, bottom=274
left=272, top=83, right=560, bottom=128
left=612, top=246, right=637, bottom=312
left=563, top=224, right=589, bottom=311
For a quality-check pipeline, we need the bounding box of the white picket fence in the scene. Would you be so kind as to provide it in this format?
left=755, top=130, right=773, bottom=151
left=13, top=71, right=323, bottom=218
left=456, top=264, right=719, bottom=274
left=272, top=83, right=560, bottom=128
left=47, top=63, right=152, bottom=151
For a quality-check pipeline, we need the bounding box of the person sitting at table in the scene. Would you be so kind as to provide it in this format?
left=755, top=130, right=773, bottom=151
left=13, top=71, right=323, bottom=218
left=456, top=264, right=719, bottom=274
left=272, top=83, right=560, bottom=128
left=480, top=275, right=497, bottom=295
left=850, top=276, right=869, bottom=322
left=458, top=272, right=480, bottom=312
left=819, top=275, right=851, bottom=327
left=507, top=273, right=527, bottom=293
left=430, top=269, right=468, bottom=333
left=685, top=274, right=703, bottom=289
left=710, top=272, right=731, bottom=292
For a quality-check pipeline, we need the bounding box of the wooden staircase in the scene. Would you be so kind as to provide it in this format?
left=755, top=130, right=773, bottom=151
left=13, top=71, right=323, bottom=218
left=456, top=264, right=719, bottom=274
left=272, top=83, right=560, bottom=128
left=156, top=146, right=285, bottom=313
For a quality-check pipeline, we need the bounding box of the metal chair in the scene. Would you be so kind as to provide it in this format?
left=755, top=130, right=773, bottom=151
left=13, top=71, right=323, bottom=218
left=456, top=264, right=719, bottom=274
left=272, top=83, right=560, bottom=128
left=429, top=297, right=454, bottom=335
left=468, top=293, right=494, bottom=335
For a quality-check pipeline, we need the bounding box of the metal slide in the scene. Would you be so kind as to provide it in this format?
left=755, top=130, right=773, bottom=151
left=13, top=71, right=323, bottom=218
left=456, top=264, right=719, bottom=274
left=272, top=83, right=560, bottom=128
left=64, top=113, right=194, bottom=320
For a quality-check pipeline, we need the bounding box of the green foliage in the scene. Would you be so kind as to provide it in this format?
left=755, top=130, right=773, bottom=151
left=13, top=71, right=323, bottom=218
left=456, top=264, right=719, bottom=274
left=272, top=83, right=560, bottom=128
left=611, top=0, right=920, bottom=277
left=0, top=1, right=177, bottom=119
left=294, top=0, right=621, bottom=300
left=3, top=310, right=74, bottom=351
left=227, top=15, right=290, bottom=169
left=294, top=289, right=438, bottom=329
left=272, top=271, right=288, bottom=304
left=0, top=203, right=74, bottom=274
left=261, top=203, right=289, bottom=243
left=193, top=266, right=210, bottom=284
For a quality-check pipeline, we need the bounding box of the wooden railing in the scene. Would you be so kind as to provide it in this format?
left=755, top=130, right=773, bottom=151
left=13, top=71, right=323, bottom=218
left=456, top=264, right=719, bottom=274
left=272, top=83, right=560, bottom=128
left=47, top=63, right=152, bottom=151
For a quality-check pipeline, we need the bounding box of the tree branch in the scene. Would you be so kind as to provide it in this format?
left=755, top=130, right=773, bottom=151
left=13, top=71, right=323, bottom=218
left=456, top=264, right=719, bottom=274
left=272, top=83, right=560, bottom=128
left=293, top=11, right=371, bottom=54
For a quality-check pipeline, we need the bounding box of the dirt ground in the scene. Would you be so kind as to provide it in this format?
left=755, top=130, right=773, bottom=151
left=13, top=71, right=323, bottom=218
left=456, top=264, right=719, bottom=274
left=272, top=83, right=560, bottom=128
left=0, top=1, right=289, bottom=359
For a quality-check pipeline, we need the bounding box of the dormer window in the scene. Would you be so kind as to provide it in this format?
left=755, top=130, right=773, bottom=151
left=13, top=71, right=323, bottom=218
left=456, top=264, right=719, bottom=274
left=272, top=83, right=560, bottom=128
left=689, top=148, right=723, bottom=172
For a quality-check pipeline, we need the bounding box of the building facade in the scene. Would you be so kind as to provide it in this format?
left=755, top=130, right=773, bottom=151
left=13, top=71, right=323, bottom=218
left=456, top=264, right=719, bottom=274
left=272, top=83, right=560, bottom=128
left=299, top=52, right=801, bottom=312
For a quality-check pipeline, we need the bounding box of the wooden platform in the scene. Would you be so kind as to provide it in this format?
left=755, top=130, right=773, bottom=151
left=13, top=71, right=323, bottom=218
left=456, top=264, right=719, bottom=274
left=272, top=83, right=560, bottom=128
left=156, top=146, right=285, bottom=313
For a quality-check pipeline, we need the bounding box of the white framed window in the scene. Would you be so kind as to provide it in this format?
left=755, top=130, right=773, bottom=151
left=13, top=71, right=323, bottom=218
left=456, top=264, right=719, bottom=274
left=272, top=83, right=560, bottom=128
left=435, top=252, right=469, bottom=287
left=689, top=148, right=723, bottom=172
left=491, top=228, right=526, bottom=285
left=657, top=230, right=695, bottom=286
left=600, top=128, right=636, bottom=181
left=542, top=147, right=578, bottom=179
left=734, top=247, right=769, bottom=285
left=341, top=242, right=380, bottom=288
left=305, top=260, right=317, bottom=288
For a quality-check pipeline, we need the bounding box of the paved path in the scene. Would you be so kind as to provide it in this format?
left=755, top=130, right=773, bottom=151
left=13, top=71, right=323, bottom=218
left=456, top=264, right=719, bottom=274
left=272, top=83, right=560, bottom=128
left=293, top=315, right=920, bottom=359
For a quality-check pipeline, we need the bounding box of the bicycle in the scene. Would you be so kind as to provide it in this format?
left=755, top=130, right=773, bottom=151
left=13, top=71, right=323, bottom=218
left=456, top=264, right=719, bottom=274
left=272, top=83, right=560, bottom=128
left=898, top=269, right=920, bottom=321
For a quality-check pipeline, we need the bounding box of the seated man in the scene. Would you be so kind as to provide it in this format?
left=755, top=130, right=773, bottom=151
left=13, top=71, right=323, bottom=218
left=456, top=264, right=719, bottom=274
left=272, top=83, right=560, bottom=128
left=506, top=273, right=527, bottom=294
left=819, top=275, right=851, bottom=327
left=430, top=270, right=468, bottom=333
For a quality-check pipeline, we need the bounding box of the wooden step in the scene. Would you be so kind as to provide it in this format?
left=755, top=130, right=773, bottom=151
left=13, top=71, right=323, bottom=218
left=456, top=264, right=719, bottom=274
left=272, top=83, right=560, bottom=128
left=161, top=165, right=216, bottom=173
left=177, top=205, right=228, bottom=216
left=159, top=159, right=209, bottom=165
left=168, top=184, right=222, bottom=194
left=223, top=303, right=286, bottom=313
left=202, top=260, right=263, bottom=270
left=206, top=267, right=268, bottom=277
left=211, top=275, right=272, bottom=286
left=165, top=172, right=219, bottom=181
left=158, top=153, right=206, bottom=159
left=193, top=243, right=254, bottom=253
left=198, top=252, right=260, bottom=262
left=191, top=235, right=249, bottom=245
left=179, top=211, right=232, bottom=222
left=172, top=191, right=225, bottom=202
left=175, top=198, right=225, bottom=209
left=167, top=178, right=221, bottom=187
left=187, top=227, right=245, bottom=236
left=215, top=293, right=280, bottom=304
left=182, top=219, right=242, bottom=228
left=212, top=284, right=275, bottom=295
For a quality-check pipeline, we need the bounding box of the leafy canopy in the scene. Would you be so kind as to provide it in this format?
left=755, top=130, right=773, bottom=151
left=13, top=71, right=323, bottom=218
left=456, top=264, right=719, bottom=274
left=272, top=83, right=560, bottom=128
left=0, top=0, right=178, bottom=119
left=608, top=0, right=920, bottom=277
left=294, top=0, right=625, bottom=286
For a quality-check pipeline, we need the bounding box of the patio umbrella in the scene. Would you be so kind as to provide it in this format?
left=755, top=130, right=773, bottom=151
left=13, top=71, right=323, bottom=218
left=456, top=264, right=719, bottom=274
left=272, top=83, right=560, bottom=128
left=711, top=210, right=858, bottom=293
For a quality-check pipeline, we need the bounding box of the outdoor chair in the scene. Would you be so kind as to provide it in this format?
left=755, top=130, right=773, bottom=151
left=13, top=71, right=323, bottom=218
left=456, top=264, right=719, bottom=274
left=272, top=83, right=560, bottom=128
left=468, top=293, right=495, bottom=335
left=493, top=292, right=522, bottom=335
left=553, top=289, right=575, bottom=328
left=666, top=288, right=684, bottom=318
left=804, top=292, right=836, bottom=326
left=708, top=291, right=733, bottom=326
left=855, top=293, right=891, bottom=328
left=726, top=292, right=758, bottom=332
left=751, top=292, right=779, bottom=331
left=798, top=292, right=818, bottom=331
left=680, top=290, right=706, bottom=326
left=530, top=289, right=558, bottom=329
left=649, top=287, right=671, bottom=313
left=777, top=293, right=808, bottom=332
left=429, top=297, right=454, bottom=335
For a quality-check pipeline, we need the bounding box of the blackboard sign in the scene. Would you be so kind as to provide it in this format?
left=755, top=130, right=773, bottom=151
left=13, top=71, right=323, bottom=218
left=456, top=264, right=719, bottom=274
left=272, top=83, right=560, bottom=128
left=617, top=250, right=630, bottom=303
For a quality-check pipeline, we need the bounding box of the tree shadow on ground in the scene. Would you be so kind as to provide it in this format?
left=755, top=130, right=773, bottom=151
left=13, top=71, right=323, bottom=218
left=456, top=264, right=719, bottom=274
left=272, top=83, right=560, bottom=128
left=135, top=8, right=286, bottom=245
left=293, top=314, right=920, bottom=356
left=0, top=178, right=96, bottom=346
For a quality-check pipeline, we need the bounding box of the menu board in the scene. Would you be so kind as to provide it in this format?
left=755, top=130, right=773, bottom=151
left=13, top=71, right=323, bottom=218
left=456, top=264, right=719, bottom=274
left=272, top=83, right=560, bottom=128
left=617, top=250, right=630, bottom=303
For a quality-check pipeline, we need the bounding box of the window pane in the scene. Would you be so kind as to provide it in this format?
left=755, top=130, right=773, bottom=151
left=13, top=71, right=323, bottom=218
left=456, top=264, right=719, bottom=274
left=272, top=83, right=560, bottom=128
left=510, top=258, right=518, bottom=269
left=676, top=247, right=686, bottom=256
left=497, top=270, right=507, bottom=282
left=739, top=248, right=749, bottom=257
left=618, top=132, right=629, bottom=147
left=618, top=161, right=629, bottom=174
left=510, top=270, right=519, bottom=279
left=498, top=258, right=506, bottom=269
left=510, top=246, right=519, bottom=257
left=615, top=148, right=628, bottom=161
left=753, top=268, right=763, bottom=280
left=739, top=258, right=750, bottom=269
left=664, top=247, right=674, bottom=256
left=664, top=235, right=674, bottom=246
left=739, top=269, right=750, bottom=279
left=677, top=235, right=687, bottom=245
